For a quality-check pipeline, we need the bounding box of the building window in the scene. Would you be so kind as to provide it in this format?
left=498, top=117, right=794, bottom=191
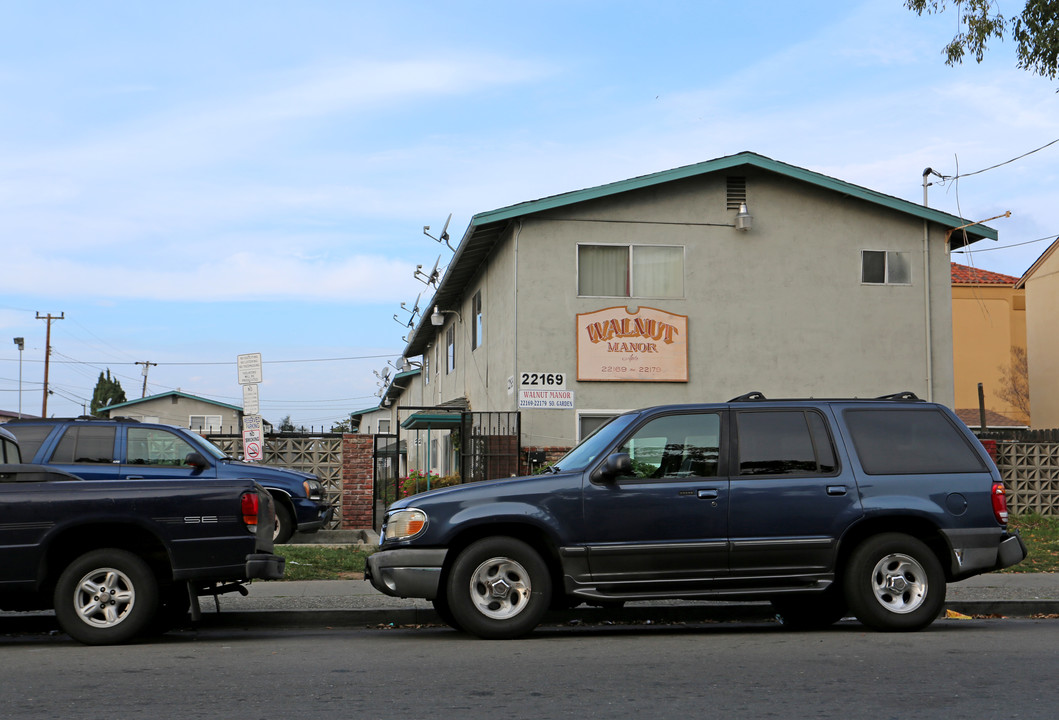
left=578, top=244, right=684, bottom=297
left=861, top=250, right=911, bottom=285
left=190, top=415, right=222, bottom=432
left=472, top=290, right=483, bottom=351
left=378, top=419, right=391, bottom=434
left=423, top=353, right=430, bottom=385
left=446, top=325, right=456, bottom=374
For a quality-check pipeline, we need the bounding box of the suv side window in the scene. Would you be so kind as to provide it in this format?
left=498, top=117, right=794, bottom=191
left=51, top=426, right=116, bottom=464
left=126, top=427, right=198, bottom=467
left=618, top=413, right=721, bottom=479
left=737, top=410, right=837, bottom=476
left=844, top=408, right=986, bottom=475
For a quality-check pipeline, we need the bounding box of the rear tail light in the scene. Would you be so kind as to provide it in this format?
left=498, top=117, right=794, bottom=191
left=241, top=491, right=260, bottom=532
left=992, top=482, right=1010, bottom=526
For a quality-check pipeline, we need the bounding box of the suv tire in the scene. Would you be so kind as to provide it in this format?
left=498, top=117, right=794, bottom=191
left=844, top=533, right=945, bottom=632
left=445, top=537, right=552, bottom=639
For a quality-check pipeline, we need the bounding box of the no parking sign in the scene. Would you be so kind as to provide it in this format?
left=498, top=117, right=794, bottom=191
left=243, top=415, right=263, bottom=462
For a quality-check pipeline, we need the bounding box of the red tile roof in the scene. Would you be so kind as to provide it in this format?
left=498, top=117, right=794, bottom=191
left=951, top=262, right=1019, bottom=285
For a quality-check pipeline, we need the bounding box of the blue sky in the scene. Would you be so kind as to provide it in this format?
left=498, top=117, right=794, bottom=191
left=1, top=1, right=1056, bottom=428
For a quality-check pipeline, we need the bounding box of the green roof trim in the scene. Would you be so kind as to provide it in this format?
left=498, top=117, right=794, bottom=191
left=101, top=390, right=242, bottom=414
left=471, top=151, right=999, bottom=241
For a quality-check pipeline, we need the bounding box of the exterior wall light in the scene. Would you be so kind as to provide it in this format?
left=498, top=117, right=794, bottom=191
left=431, top=305, right=462, bottom=326
left=735, top=202, right=753, bottom=231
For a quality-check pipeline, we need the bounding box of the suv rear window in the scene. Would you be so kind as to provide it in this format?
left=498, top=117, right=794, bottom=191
left=6, top=425, right=53, bottom=461
left=843, top=408, right=986, bottom=475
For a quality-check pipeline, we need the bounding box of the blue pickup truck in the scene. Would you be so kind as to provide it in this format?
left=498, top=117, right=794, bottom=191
left=6, top=416, right=332, bottom=542
left=0, top=424, right=284, bottom=645
left=368, top=393, right=1027, bottom=638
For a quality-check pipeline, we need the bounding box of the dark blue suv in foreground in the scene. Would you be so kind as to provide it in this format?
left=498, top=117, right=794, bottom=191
left=6, top=417, right=332, bottom=542
left=367, top=393, right=1026, bottom=638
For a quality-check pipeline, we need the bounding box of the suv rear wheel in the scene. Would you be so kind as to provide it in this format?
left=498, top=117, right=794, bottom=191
left=445, top=537, right=552, bottom=639
left=844, top=533, right=945, bottom=631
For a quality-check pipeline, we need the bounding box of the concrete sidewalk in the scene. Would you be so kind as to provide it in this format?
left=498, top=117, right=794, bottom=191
left=191, top=572, right=1059, bottom=630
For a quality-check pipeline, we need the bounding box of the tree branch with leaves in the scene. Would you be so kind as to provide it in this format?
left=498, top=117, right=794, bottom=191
left=906, top=0, right=1059, bottom=81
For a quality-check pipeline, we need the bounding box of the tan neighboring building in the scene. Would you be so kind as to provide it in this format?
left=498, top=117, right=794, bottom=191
left=951, top=262, right=1028, bottom=427
left=97, top=390, right=244, bottom=433
left=1016, top=239, right=1059, bottom=429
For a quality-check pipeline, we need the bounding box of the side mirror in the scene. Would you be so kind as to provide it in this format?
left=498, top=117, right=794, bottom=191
left=591, top=452, right=632, bottom=483
left=184, top=452, right=209, bottom=470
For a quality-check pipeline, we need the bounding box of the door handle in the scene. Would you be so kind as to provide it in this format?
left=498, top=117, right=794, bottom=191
left=126, top=475, right=144, bottom=480
left=697, top=489, right=719, bottom=500
left=826, top=485, right=847, bottom=496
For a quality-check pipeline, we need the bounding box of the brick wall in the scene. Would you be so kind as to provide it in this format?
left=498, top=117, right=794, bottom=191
left=341, top=434, right=374, bottom=529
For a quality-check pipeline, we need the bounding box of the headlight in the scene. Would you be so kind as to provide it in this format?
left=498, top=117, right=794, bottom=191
left=385, top=508, right=428, bottom=541
left=304, top=479, right=324, bottom=501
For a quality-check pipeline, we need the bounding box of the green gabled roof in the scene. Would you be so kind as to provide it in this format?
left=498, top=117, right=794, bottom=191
left=471, top=151, right=998, bottom=239
left=101, top=390, right=242, bottom=413
left=402, top=151, right=999, bottom=358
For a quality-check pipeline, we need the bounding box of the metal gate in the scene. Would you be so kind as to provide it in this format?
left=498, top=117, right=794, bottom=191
left=372, top=433, right=400, bottom=531
left=460, top=412, right=521, bottom=483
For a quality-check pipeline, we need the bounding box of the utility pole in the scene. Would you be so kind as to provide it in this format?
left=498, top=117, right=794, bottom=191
left=36, top=312, right=64, bottom=417
left=135, top=360, right=157, bottom=398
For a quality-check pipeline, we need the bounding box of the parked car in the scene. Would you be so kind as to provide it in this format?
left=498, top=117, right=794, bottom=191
left=367, top=392, right=1027, bottom=638
left=6, top=416, right=332, bottom=542
left=1, top=424, right=284, bottom=645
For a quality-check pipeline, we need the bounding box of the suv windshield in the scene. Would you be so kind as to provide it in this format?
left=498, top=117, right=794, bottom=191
left=181, top=429, right=230, bottom=460
left=550, top=414, right=638, bottom=473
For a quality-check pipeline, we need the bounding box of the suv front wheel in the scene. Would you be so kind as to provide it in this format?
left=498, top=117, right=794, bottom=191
left=844, top=533, right=946, bottom=631
left=445, top=537, right=552, bottom=639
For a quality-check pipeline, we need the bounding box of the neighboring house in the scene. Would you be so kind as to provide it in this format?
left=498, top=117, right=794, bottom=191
left=374, top=151, right=999, bottom=474
left=950, top=261, right=1028, bottom=427
left=0, top=409, right=37, bottom=424
left=96, top=390, right=243, bottom=433
left=1016, top=238, right=1059, bottom=429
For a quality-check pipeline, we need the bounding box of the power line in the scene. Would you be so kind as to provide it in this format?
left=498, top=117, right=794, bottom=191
left=952, top=233, right=1059, bottom=254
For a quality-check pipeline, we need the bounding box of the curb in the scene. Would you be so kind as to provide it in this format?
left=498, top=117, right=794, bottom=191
left=193, top=599, right=1059, bottom=630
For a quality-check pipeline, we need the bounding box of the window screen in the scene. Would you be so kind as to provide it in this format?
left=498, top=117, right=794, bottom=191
left=843, top=409, right=986, bottom=475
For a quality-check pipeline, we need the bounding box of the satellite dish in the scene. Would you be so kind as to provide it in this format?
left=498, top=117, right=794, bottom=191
left=424, top=213, right=456, bottom=253
left=414, top=256, right=441, bottom=287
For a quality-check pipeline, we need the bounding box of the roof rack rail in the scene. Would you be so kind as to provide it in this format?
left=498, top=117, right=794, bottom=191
left=728, top=391, right=766, bottom=402
left=875, top=391, right=921, bottom=401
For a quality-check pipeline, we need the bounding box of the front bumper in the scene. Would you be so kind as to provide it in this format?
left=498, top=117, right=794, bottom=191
left=246, top=552, right=286, bottom=580
left=294, top=501, right=335, bottom=534
left=365, top=548, right=448, bottom=600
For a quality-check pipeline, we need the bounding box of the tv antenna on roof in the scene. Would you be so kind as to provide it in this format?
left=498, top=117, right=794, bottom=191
left=424, top=213, right=456, bottom=253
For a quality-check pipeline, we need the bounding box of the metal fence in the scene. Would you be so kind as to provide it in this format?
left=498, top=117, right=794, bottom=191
left=206, top=432, right=344, bottom=529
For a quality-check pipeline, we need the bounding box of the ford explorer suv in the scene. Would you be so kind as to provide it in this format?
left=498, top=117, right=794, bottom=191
left=366, top=392, right=1027, bottom=638
left=6, top=417, right=332, bottom=543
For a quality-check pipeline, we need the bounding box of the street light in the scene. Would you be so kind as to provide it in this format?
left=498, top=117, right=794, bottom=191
left=12, top=337, right=24, bottom=418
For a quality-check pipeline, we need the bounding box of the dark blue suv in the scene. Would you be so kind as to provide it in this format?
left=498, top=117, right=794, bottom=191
left=367, top=393, right=1026, bottom=638
left=6, top=417, right=332, bottom=542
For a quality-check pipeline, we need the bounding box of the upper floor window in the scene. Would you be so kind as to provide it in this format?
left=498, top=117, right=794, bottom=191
left=861, top=250, right=911, bottom=285
left=578, top=244, right=684, bottom=298
left=472, top=290, right=483, bottom=351
left=446, top=325, right=456, bottom=374
left=378, top=419, right=391, bottom=434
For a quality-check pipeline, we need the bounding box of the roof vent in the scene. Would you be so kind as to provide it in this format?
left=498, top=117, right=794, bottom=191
left=726, top=176, right=747, bottom=210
